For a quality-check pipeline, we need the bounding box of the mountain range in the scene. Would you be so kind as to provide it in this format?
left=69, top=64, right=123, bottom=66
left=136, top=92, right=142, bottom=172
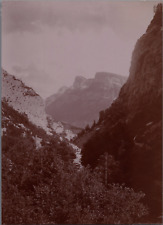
left=45, top=72, right=126, bottom=128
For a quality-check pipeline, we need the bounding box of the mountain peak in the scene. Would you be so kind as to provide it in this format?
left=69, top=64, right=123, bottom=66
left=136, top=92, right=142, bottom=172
left=95, top=72, right=119, bottom=79
left=146, top=3, right=162, bottom=32
left=73, top=76, right=87, bottom=89
left=46, top=72, right=126, bottom=128
left=122, top=2, right=162, bottom=111
left=94, top=72, right=125, bottom=83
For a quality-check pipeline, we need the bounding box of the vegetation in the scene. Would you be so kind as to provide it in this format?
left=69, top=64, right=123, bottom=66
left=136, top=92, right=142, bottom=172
left=81, top=95, right=162, bottom=222
left=2, top=4, right=162, bottom=224
left=2, top=101, right=148, bottom=224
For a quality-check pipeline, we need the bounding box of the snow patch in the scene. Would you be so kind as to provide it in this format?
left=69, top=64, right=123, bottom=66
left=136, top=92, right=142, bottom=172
left=1, top=127, right=7, bottom=136
left=33, top=136, right=42, bottom=149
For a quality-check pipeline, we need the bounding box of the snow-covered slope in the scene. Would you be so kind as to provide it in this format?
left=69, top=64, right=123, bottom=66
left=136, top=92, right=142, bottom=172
left=1, top=69, right=75, bottom=140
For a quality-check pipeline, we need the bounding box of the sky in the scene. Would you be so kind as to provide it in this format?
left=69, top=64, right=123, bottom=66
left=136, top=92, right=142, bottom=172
left=2, top=0, right=159, bottom=98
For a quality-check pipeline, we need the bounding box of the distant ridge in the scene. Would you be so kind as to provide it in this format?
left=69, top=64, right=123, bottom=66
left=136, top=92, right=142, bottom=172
left=45, top=72, right=126, bottom=128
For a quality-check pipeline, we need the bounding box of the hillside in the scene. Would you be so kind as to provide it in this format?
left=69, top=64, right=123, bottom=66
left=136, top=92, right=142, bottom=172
left=1, top=69, right=76, bottom=140
left=78, top=4, right=162, bottom=223
left=1, top=99, right=77, bottom=224
left=2, top=95, right=148, bottom=225
left=45, top=72, right=126, bottom=128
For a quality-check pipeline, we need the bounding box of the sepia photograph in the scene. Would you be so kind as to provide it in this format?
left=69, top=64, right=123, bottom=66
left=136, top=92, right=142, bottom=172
left=1, top=0, right=162, bottom=224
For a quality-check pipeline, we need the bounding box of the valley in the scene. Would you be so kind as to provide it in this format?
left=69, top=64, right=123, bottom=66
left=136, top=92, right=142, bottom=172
left=1, top=3, right=162, bottom=225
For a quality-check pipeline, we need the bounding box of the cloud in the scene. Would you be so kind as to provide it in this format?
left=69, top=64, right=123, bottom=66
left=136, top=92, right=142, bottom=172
left=2, top=1, right=158, bottom=37
left=2, top=1, right=107, bottom=34
left=12, top=65, right=25, bottom=74
left=2, top=1, right=41, bottom=34
left=12, top=64, right=55, bottom=98
left=2, top=1, right=159, bottom=98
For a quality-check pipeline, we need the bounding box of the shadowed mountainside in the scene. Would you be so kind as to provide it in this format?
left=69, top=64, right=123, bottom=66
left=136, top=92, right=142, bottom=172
left=78, top=4, right=162, bottom=223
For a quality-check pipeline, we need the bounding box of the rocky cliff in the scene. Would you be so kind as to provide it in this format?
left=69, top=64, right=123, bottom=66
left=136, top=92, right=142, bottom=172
left=2, top=69, right=50, bottom=132
left=46, top=72, right=126, bottom=128
left=79, top=4, right=162, bottom=222
left=1, top=69, right=76, bottom=140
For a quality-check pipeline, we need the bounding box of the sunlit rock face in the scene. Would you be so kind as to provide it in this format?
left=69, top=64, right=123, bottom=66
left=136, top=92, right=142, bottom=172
left=2, top=69, right=49, bottom=131
left=46, top=72, right=126, bottom=128
left=2, top=69, right=76, bottom=140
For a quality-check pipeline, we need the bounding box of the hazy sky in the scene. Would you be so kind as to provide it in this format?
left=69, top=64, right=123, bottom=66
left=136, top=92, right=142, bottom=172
left=2, top=0, right=159, bottom=98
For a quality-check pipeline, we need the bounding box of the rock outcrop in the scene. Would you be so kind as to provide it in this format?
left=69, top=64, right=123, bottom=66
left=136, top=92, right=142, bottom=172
left=2, top=69, right=49, bottom=132
left=1, top=69, right=76, bottom=140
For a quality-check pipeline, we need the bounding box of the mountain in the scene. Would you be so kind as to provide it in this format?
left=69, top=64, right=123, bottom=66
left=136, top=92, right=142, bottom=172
left=1, top=69, right=82, bottom=166
left=45, top=72, right=126, bottom=128
left=2, top=97, right=147, bottom=225
left=1, top=69, right=76, bottom=140
left=1, top=94, right=78, bottom=224
left=76, top=4, right=162, bottom=223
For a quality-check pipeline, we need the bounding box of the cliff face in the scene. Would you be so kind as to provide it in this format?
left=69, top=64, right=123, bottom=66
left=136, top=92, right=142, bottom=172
left=2, top=69, right=49, bottom=132
left=120, top=4, right=162, bottom=114
left=1, top=69, right=76, bottom=140
left=46, top=72, right=126, bottom=128
left=80, top=4, right=162, bottom=222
